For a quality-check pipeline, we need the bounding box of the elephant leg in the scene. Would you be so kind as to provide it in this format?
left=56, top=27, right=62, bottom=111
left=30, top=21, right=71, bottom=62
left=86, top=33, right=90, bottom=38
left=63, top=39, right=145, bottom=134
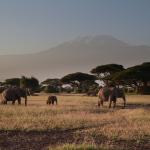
left=98, top=99, right=100, bottom=107
left=18, top=98, right=21, bottom=105
left=122, top=96, right=126, bottom=108
left=46, top=100, right=49, bottom=105
left=100, top=99, right=104, bottom=107
left=113, top=100, right=116, bottom=108
left=49, top=100, right=51, bottom=105
left=98, top=97, right=103, bottom=107
left=52, top=100, right=54, bottom=105
left=109, top=100, right=112, bottom=108
left=25, top=97, right=27, bottom=106
left=55, top=99, right=57, bottom=105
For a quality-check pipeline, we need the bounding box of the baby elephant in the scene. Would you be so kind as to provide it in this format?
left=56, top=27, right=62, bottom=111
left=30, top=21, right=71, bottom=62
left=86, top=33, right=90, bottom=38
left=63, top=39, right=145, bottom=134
left=47, top=95, right=57, bottom=105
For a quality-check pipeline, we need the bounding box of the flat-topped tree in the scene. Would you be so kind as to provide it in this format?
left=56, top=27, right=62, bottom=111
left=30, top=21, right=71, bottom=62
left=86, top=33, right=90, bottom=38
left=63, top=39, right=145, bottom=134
left=90, top=64, right=125, bottom=85
left=41, top=78, right=62, bottom=93
left=5, top=78, right=20, bottom=87
left=61, top=72, right=97, bottom=93
left=113, top=62, right=150, bottom=94
left=20, top=76, right=39, bottom=92
left=41, top=78, right=62, bottom=86
left=91, top=64, right=124, bottom=78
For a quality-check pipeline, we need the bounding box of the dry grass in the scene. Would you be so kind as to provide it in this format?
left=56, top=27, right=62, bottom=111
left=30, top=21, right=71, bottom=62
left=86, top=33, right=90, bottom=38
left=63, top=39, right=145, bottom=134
left=0, top=94, right=149, bottom=149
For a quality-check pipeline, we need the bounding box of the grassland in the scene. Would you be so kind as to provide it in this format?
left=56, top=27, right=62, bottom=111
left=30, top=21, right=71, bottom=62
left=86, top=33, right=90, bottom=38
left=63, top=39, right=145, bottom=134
left=0, top=94, right=149, bottom=150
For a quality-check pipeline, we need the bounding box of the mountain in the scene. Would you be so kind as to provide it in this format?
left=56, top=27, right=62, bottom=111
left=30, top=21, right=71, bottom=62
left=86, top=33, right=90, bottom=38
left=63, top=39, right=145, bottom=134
left=0, top=35, right=150, bottom=81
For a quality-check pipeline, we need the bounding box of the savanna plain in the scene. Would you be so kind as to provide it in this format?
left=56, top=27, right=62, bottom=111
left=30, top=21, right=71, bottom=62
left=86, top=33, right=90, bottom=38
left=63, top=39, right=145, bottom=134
left=0, top=94, right=149, bottom=150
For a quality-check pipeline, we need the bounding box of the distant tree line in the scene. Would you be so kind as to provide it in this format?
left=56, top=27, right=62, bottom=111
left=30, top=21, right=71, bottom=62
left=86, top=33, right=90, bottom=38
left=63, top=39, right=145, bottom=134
left=0, top=76, right=39, bottom=94
left=0, top=62, right=150, bottom=95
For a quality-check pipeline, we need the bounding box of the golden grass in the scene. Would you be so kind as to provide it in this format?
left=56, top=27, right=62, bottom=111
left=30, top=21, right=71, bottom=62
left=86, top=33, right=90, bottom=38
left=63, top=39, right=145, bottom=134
left=0, top=94, right=149, bottom=149
left=48, top=144, right=102, bottom=150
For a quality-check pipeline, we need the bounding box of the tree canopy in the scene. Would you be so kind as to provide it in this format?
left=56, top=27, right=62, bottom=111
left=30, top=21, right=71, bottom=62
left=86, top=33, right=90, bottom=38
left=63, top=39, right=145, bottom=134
left=20, top=76, right=39, bottom=91
left=61, top=72, right=97, bottom=84
left=41, top=78, right=62, bottom=93
left=41, top=78, right=62, bottom=86
left=113, top=62, right=150, bottom=85
left=90, top=64, right=124, bottom=79
left=5, top=78, right=20, bottom=86
left=61, top=72, right=97, bottom=93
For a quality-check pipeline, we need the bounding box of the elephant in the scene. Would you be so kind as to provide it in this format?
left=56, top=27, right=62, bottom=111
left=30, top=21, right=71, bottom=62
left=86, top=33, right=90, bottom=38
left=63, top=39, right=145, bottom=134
left=47, top=95, right=57, bottom=105
left=98, top=85, right=126, bottom=108
left=1, top=87, right=28, bottom=106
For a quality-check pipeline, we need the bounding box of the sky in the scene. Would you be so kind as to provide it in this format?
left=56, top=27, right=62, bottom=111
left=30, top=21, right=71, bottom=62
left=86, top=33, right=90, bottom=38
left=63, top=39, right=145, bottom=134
left=0, top=0, right=150, bottom=54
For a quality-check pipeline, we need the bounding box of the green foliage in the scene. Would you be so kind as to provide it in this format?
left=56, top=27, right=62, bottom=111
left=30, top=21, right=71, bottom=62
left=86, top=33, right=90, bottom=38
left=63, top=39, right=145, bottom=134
left=61, top=72, right=97, bottom=84
left=41, top=78, right=62, bottom=93
left=78, top=80, right=99, bottom=93
left=20, top=76, right=28, bottom=88
left=62, top=85, right=73, bottom=93
left=4, top=78, right=20, bottom=86
left=20, top=76, right=39, bottom=92
left=44, top=85, right=59, bottom=93
left=113, top=62, right=150, bottom=83
left=41, top=78, right=62, bottom=86
left=138, top=86, right=150, bottom=95
left=90, top=64, right=124, bottom=79
left=112, top=62, right=150, bottom=94
left=61, top=72, right=97, bottom=93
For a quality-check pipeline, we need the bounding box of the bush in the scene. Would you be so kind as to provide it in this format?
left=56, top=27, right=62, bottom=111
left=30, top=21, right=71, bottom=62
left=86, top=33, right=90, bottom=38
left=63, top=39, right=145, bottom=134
left=138, top=86, right=150, bottom=95
left=44, top=85, right=59, bottom=93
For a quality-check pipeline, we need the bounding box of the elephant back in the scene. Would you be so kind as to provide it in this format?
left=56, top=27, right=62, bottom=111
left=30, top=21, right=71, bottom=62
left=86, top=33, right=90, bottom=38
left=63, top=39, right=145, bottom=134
left=2, top=87, right=26, bottom=101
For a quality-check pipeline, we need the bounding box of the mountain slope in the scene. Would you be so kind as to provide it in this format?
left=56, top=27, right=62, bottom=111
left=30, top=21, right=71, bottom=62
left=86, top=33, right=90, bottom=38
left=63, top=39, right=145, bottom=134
left=0, top=35, right=150, bottom=81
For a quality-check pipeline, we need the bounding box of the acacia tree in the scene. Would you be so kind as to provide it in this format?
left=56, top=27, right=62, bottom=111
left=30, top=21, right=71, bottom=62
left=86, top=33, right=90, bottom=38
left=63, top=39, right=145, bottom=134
left=113, top=62, right=150, bottom=94
left=29, top=77, right=39, bottom=91
left=5, top=78, right=20, bottom=87
left=90, top=64, right=125, bottom=85
left=91, top=64, right=124, bottom=78
left=61, top=72, right=97, bottom=93
left=41, top=78, right=62, bottom=86
left=20, top=76, right=28, bottom=88
left=41, top=78, right=62, bottom=93
left=80, top=80, right=99, bottom=94
left=20, top=76, right=39, bottom=92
